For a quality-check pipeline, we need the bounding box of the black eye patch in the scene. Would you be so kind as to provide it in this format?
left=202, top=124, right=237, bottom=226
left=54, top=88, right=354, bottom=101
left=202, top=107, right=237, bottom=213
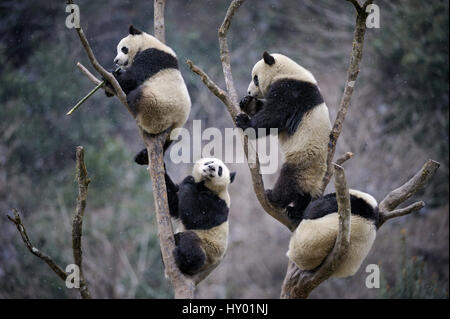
left=121, top=46, right=129, bottom=54
left=204, top=161, right=213, bottom=166
left=218, top=166, right=223, bottom=177
left=253, top=75, right=259, bottom=87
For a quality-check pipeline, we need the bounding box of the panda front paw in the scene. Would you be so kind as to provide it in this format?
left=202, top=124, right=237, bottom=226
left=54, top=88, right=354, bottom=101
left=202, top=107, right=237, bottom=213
left=134, top=148, right=149, bottom=165
left=236, top=113, right=251, bottom=131
left=182, top=176, right=196, bottom=185
left=101, top=77, right=115, bottom=97
left=239, top=95, right=254, bottom=112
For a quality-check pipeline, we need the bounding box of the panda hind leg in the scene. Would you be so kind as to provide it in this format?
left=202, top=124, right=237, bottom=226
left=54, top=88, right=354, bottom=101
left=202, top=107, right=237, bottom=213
left=286, top=193, right=312, bottom=224
left=266, top=163, right=301, bottom=208
left=173, top=231, right=206, bottom=276
left=267, top=163, right=313, bottom=223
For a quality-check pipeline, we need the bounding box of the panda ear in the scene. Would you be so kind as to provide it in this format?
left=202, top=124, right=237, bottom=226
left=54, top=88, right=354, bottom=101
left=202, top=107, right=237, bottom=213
left=230, top=172, right=237, bottom=183
left=129, top=25, right=143, bottom=35
left=263, top=51, right=275, bottom=66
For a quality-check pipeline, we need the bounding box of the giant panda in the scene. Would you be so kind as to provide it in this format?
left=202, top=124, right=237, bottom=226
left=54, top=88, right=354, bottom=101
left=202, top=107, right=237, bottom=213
left=287, top=189, right=378, bottom=277
left=236, top=52, right=332, bottom=221
left=164, top=157, right=236, bottom=284
left=104, top=25, right=191, bottom=164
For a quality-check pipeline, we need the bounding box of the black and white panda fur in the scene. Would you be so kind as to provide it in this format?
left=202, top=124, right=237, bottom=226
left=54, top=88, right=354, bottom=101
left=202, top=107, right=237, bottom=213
left=165, top=158, right=236, bottom=284
left=104, top=25, right=191, bottom=164
left=236, top=52, right=332, bottom=221
left=287, top=189, right=378, bottom=277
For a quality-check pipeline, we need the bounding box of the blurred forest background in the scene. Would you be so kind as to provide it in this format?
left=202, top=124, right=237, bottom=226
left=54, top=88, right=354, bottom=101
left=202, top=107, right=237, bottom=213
left=0, top=0, right=448, bottom=298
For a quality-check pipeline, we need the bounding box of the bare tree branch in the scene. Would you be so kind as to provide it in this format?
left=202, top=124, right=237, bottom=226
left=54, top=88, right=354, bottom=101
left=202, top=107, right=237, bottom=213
left=377, top=159, right=440, bottom=227
left=72, top=146, right=92, bottom=299
left=186, top=60, right=231, bottom=109
left=380, top=201, right=425, bottom=224
left=335, top=152, right=353, bottom=166
left=321, top=0, right=373, bottom=191
left=66, top=0, right=131, bottom=115
left=154, top=0, right=166, bottom=43
left=76, top=62, right=115, bottom=96
left=7, top=209, right=68, bottom=281
left=218, top=0, right=245, bottom=110
left=8, top=146, right=93, bottom=298
left=281, top=164, right=351, bottom=299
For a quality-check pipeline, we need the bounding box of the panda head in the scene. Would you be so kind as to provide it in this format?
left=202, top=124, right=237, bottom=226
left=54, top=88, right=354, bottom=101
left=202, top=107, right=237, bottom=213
left=113, top=25, right=176, bottom=69
left=247, top=52, right=318, bottom=98
left=192, top=158, right=236, bottom=192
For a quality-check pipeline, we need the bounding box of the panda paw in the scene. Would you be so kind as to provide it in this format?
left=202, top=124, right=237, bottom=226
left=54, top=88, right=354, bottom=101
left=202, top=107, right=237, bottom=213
left=101, top=78, right=115, bottom=97
left=182, top=176, right=196, bottom=185
left=239, top=95, right=253, bottom=111
left=236, top=113, right=251, bottom=131
left=134, top=148, right=149, bottom=165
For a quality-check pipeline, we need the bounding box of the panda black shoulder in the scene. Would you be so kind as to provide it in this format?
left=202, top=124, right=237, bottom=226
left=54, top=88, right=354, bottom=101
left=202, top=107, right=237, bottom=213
left=266, top=79, right=324, bottom=135
left=129, top=48, right=179, bottom=82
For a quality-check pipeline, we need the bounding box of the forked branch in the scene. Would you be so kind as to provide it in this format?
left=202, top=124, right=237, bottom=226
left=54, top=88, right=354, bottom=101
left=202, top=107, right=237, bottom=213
left=8, top=146, right=92, bottom=299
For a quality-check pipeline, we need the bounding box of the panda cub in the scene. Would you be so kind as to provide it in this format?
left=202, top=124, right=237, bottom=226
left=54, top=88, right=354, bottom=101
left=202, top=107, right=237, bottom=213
left=165, top=158, right=236, bottom=284
left=104, top=25, right=191, bottom=163
left=287, top=189, right=378, bottom=277
left=236, top=52, right=332, bottom=221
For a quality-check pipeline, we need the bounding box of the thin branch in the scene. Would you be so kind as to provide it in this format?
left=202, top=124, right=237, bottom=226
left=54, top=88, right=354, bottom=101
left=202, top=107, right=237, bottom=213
left=335, top=152, right=353, bottom=165
left=7, top=209, right=68, bottom=281
left=377, top=159, right=440, bottom=227
left=321, top=0, right=373, bottom=191
left=281, top=164, right=351, bottom=299
left=379, top=201, right=425, bottom=225
left=76, top=62, right=115, bottom=96
left=218, top=0, right=246, bottom=111
left=154, top=0, right=165, bottom=43
left=67, top=0, right=131, bottom=115
left=72, top=146, right=92, bottom=299
left=186, top=60, right=231, bottom=108
left=8, top=146, right=93, bottom=298
left=347, top=0, right=362, bottom=12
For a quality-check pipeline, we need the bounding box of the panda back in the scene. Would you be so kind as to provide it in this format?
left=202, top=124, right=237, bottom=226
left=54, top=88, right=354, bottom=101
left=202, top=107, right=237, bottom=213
left=287, top=213, right=376, bottom=277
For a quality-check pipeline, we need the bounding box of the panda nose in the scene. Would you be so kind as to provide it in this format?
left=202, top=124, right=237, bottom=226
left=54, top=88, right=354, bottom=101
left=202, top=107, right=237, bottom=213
left=114, top=59, right=119, bottom=64
left=248, top=91, right=251, bottom=95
